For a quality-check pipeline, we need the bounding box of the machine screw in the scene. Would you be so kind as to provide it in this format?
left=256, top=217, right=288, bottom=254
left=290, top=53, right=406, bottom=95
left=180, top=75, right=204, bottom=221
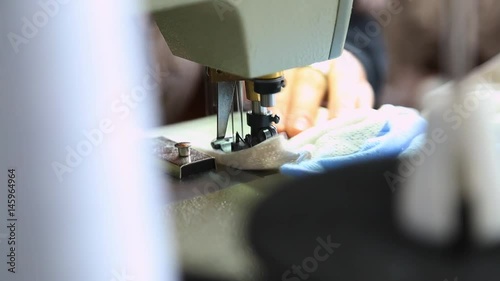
left=175, top=142, right=191, bottom=157
left=270, top=115, right=280, bottom=124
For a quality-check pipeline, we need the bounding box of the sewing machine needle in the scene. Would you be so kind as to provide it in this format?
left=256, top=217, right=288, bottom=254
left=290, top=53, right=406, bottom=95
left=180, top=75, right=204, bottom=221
left=237, top=81, right=245, bottom=138
left=231, top=82, right=236, bottom=141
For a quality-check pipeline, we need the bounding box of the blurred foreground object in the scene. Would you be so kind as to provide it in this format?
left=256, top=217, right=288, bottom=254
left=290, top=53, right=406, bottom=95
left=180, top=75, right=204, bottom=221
left=397, top=0, right=500, bottom=247
left=0, top=1, right=178, bottom=280
left=398, top=53, right=500, bottom=247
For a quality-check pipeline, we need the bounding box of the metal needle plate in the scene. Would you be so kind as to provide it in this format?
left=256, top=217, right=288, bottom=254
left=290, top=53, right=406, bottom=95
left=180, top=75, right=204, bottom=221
left=150, top=137, right=216, bottom=179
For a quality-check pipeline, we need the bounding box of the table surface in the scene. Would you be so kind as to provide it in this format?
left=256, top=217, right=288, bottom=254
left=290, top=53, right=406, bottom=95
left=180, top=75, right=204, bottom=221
left=147, top=114, right=292, bottom=281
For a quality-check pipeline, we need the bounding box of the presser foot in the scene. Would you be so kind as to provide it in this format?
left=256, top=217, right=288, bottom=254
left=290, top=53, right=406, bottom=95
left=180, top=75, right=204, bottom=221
left=211, top=113, right=280, bottom=153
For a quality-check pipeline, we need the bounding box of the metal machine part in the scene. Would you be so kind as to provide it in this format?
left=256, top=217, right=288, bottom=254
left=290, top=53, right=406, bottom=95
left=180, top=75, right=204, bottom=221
left=151, top=137, right=216, bottom=179
left=151, top=0, right=353, bottom=78
left=175, top=142, right=192, bottom=157
left=208, top=68, right=284, bottom=152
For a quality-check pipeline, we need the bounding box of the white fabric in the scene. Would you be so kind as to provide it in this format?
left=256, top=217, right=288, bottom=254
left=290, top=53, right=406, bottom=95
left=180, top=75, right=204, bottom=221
left=199, top=105, right=412, bottom=170
left=201, top=135, right=300, bottom=170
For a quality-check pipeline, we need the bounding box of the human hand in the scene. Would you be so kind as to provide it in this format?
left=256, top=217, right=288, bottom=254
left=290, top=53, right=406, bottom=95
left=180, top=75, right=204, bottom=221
left=270, top=50, right=375, bottom=138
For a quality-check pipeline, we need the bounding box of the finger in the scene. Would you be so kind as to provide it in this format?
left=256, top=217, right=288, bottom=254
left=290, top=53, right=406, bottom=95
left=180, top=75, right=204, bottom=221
left=287, top=66, right=328, bottom=137
left=328, top=51, right=366, bottom=118
left=327, top=68, right=357, bottom=118
left=355, top=81, right=375, bottom=108
left=270, top=68, right=295, bottom=133
left=315, top=107, right=330, bottom=125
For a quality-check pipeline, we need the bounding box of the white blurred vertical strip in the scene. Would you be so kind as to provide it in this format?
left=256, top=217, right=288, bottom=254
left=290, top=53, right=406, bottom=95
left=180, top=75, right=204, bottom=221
left=450, top=0, right=500, bottom=245
left=0, top=1, right=178, bottom=281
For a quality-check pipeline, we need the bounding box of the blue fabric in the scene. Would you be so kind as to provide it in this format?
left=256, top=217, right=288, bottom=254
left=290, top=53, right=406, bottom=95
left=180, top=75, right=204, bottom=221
left=280, top=110, right=428, bottom=177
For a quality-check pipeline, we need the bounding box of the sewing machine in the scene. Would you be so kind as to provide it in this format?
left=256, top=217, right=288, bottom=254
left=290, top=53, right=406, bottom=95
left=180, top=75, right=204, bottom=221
left=149, top=0, right=353, bottom=178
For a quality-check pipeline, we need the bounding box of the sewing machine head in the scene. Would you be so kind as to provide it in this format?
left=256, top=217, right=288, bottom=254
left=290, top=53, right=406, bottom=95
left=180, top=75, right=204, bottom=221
left=151, top=0, right=353, bottom=152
